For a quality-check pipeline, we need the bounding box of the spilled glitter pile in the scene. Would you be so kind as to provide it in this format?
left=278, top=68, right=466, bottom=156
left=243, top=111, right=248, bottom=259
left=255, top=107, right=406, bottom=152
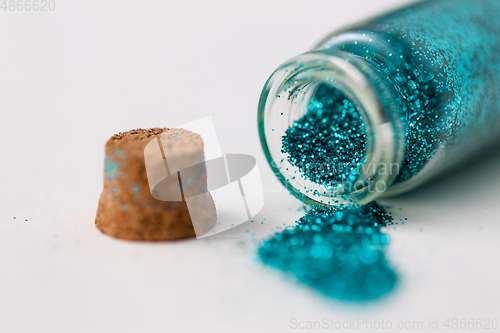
left=262, top=83, right=397, bottom=301
left=259, top=202, right=396, bottom=301
left=282, top=83, right=366, bottom=186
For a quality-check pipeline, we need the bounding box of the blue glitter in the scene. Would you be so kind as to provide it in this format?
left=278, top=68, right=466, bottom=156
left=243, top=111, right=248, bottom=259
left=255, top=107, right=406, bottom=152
left=259, top=202, right=396, bottom=301
left=257, top=0, right=500, bottom=302
left=282, top=84, right=366, bottom=186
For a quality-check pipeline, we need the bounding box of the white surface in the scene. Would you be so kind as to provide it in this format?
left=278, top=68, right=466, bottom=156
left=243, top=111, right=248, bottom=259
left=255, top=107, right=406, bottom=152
left=1, top=1, right=499, bottom=332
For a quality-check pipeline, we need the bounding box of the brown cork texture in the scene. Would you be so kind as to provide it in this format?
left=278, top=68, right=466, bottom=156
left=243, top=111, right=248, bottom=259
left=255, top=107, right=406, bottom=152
left=95, top=128, right=216, bottom=241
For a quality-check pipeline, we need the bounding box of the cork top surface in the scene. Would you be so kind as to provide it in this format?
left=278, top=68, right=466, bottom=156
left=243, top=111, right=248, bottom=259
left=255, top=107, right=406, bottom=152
left=109, top=128, right=168, bottom=142
left=109, top=128, right=202, bottom=142
left=106, top=128, right=204, bottom=156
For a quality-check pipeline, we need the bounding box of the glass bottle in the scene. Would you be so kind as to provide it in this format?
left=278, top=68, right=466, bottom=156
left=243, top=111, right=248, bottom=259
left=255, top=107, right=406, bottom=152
left=258, top=0, right=500, bottom=206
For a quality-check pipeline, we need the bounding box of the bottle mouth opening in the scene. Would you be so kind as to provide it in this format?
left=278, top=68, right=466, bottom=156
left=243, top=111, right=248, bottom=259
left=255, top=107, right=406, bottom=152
left=258, top=51, right=404, bottom=206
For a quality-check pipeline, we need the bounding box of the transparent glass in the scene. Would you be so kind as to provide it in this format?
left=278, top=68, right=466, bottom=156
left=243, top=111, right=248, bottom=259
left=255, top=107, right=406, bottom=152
left=258, top=0, right=500, bottom=206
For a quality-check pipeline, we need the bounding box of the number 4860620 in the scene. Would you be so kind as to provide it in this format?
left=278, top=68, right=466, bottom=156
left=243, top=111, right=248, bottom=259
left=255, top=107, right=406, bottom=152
left=1, top=0, right=55, bottom=11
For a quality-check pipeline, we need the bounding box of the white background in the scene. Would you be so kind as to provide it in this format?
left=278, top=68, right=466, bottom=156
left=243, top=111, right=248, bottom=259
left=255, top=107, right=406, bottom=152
left=1, top=0, right=500, bottom=332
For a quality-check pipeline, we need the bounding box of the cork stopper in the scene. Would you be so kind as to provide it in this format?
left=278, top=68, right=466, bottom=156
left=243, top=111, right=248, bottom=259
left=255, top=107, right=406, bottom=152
left=95, top=128, right=216, bottom=241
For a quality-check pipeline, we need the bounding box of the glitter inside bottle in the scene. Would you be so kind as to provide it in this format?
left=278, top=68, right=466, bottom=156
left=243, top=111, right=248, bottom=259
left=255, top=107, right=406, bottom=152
left=258, top=0, right=500, bottom=205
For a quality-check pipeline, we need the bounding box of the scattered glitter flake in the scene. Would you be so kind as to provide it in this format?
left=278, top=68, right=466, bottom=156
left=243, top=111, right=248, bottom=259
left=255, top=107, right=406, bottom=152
left=259, top=202, right=396, bottom=301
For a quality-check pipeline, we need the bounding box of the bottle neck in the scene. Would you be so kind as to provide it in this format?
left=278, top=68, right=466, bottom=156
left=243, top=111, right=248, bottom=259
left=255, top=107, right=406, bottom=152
left=258, top=50, right=405, bottom=206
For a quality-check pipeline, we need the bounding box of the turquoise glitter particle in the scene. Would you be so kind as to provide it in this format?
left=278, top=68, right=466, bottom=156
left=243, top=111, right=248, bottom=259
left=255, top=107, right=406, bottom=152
left=259, top=202, right=396, bottom=301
